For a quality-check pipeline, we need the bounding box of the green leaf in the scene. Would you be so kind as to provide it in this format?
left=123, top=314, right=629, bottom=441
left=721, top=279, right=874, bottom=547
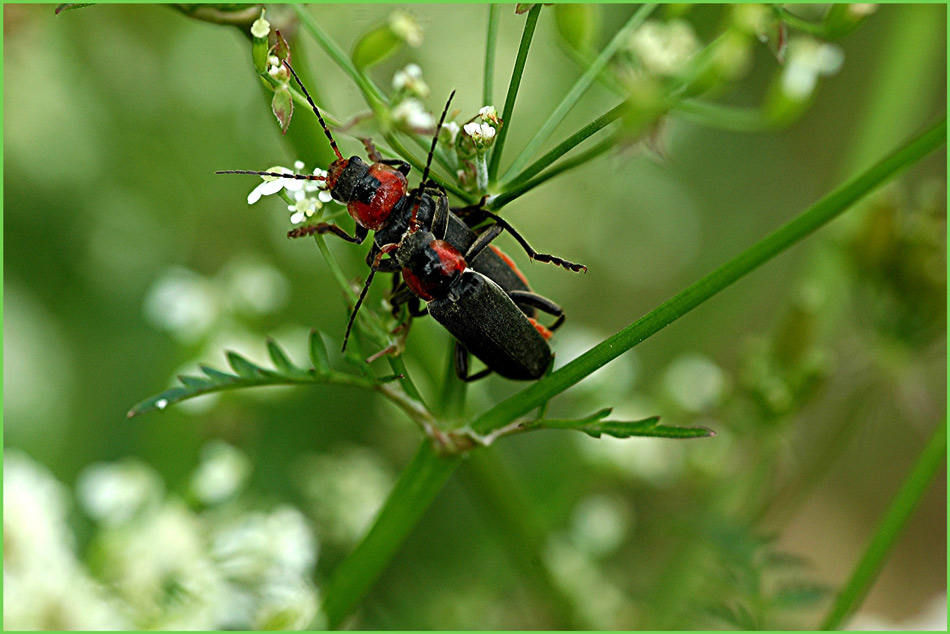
left=351, top=24, right=403, bottom=71
left=272, top=86, right=293, bottom=135
left=266, top=338, right=296, bottom=375
left=177, top=374, right=212, bottom=391
left=308, top=329, right=331, bottom=372
left=773, top=582, right=830, bottom=609
left=275, top=28, right=291, bottom=63
left=200, top=364, right=234, bottom=382
left=554, top=4, right=598, bottom=53
left=520, top=409, right=714, bottom=439
left=54, top=3, right=94, bottom=14
left=226, top=351, right=266, bottom=378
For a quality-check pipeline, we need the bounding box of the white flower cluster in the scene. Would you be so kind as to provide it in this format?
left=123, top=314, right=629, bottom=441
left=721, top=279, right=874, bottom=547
left=392, top=99, right=436, bottom=131
left=143, top=256, right=290, bottom=344
left=388, top=10, right=423, bottom=48
left=392, top=63, right=430, bottom=100
left=463, top=105, right=501, bottom=149
left=780, top=37, right=844, bottom=100
left=266, top=55, right=290, bottom=82
left=3, top=446, right=321, bottom=630
left=246, top=161, right=334, bottom=225
left=627, top=19, right=700, bottom=78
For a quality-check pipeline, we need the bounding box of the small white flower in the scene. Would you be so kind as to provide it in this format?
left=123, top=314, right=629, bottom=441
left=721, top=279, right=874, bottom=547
left=392, top=63, right=430, bottom=99
left=441, top=121, right=460, bottom=145
left=250, top=12, right=270, bottom=39
left=293, top=447, right=394, bottom=545
left=627, top=19, right=700, bottom=77
left=222, top=256, right=290, bottom=316
left=477, top=105, right=500, bottom=125
left=463, top=121, right=497, bottom=147
left=190, top=441, right=251, bottom=506
left=781, top=37, right=844, bottom=100
left=143, top=267, right=220, bottom=343
left=392, top=98, right=435, bottom=130
left=246, top=165, right=329, bottom=206
left=253, top=578, right=320, bottom=630
left=211, top=506, right=318, bottom=583
left=662, top=352, right=728, bottom=413
left=388, top=10, right=423, bottom=47
left=77, top=459, right=164, bottom=526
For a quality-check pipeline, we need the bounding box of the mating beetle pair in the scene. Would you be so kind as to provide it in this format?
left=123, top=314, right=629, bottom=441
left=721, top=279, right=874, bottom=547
left=219, top=61, right=585, bottom=380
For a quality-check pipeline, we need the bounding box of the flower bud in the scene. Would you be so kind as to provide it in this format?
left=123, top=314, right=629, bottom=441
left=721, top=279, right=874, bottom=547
left=251, top=10, right=270, bottom=74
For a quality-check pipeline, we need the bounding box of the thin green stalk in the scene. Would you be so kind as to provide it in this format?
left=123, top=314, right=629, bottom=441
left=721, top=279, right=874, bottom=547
left=773, top=5, right=828, bottom=37
left=321, top=444, right=461, bottom=629
left=313, top=233, right=357, bottom=303
left=499, top=4, right=656, bottom=186
left=473, top=118, right=945, bottom=434
left=292, top=4, right=386, bottom=109
left=820, top=420, right=947, bottom=630
left=486, top=4, right=542, bottom=184
left=317, top=119, right=945, bottom=629
left=460, top=450, right=581, bottom=628
left=673, top=100, right=772, bottom=133
left=483, top=4, right=500, bottom=107
left=437, top=340, right=466, bottom=419
left=488, top=134, right=617, bottom=211
left=503, top=102, right=627, bottom=191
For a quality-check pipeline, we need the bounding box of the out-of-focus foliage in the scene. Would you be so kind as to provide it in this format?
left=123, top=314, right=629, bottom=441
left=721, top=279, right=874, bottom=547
left=4, top=4, right=945, bottom=630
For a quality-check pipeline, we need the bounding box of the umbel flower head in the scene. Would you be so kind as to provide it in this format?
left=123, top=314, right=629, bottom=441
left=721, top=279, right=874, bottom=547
left=245, top=161, right=334, bottom=225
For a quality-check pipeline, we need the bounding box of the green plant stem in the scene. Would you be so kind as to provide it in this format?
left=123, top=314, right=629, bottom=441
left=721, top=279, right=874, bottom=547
left=483, top=4, right=500, bottom=107
left=673, top=100, right=772, bottom=133
left=773, top=5, right=828, bottom=37
left=499, top=4, right=656, bottom=185
left=820, top=419, right=947, bottom=630
left=504, top=102, right=627, bottom=190
left=487, top=4, right=542, bottom=184
left=313, top=233, right=358, bottom=303
left=473, top=118, right=945, bottom=435
left=292, top=4, right=386, bottom=110
left=317, top=118, right=945, bottom=629
left=487, top=134, right=617, bottom=211
left=459, top=449, right=581, bottom=628
left=321, top=444, right=461, bottom=629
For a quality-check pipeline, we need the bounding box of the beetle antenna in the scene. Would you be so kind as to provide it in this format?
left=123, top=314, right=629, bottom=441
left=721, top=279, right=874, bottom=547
left=214, top=169, right=326, bottom=181
left=419, top=89, right=455, bottom=193
left=283, top=60, right=343, bottom=161
left=341, top=247, right=393, bottom=352
left=341, top=268, right=376, bottom=352
left=409, top=90, right=455, bottom=231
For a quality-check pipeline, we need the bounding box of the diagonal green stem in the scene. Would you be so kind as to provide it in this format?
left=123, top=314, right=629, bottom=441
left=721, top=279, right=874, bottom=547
left=321, top=444, right=460, bottom=629
left=499, top=4, right=656, bottom=186
left=820, top=419, right=947, bottom=630
left=488, top=133, right=618, bottom=211
left=486, top=4, right=542, bottom=184
left=473, top=118, right=945, bottom=434
left=483, top=4, right=500, bottom=108
left=317, top=118, right=946, bottom=629
left=504, top=102, right=627, bottom=190
left=293, top=4, right=386, bottom=109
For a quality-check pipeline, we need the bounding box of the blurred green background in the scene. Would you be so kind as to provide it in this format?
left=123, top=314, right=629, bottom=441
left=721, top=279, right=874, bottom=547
left=3, top=3, right=946, bottom=629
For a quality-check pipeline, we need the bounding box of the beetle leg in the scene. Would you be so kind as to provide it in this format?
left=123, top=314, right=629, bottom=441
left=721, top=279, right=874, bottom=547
left=507, top=290, right=565, bottom=332
left=454, top=343, right=492, bottom=382
left=289, top=223, right=368, bottom=244
left=479, top=210, right=587, bottom=273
